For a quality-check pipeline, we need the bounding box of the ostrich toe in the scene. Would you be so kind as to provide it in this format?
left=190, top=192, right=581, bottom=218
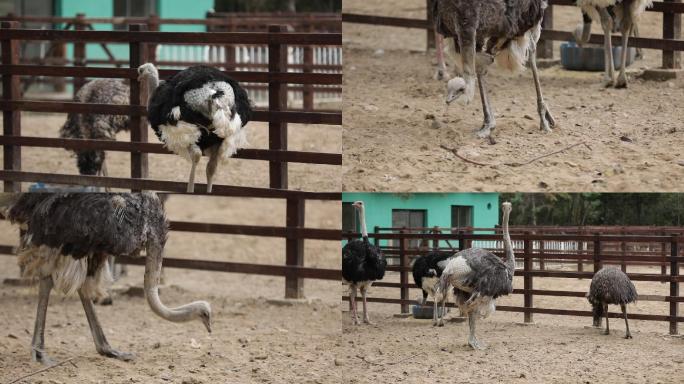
left=615, top=73, right=628, bottom=89
left=476, top=123, right=494, bottom=139
left=98, top=347, right=135, bottom=361
left=32, top=348, right=55, bottom=366
left=468, top=337, right=486, bottom=350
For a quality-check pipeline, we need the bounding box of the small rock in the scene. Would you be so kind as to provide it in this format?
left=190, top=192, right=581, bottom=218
left=160, top=373, right=172, bottom=381
left=152, top=342, right=161, bottom=349
left=523, top=114, right=534, bottom=120
left=430, top=119, right=442, bottom=129
left=334, top=358, right=345, bottom=366
left=519, top=373, right=526, bottom=378
left=538, top=181, right=549, bottom=189
left=619, top=135, right=633, bottom=143
left=425, top=113, right=436, bottom=120
left=182, top=378, right=203, bottom=384
left=7, top=334, right=18, bottom=339
left=668, top=127, right=677, bottom=134
left=362, top=105, right=379, bottom=112
left=373, top=49, right=385, bottom=57
left=677, top=160, right=684, bottom=167
left=612, top=164, right=625, bottom=174
left=254, top=355, right=268, bottom=360
left=190, top=338, right=201, bottom=349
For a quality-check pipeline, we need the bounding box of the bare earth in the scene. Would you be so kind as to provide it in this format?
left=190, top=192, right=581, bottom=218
left=0, top=195, right=343, bottom=384
left=339, top=266, right=684, bottom=384
left=342, top=0, right=684, bottom=192
left=0, top=113, right=341, bottom=192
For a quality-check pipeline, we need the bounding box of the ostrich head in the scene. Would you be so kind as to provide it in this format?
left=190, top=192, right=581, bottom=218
left=352, top=201, right=364, bottom=210
left=446, top=77, right=474, bottom=105
left=502, top=201, right=512, bottom=215
left=137, top=63, right=159, bottom=82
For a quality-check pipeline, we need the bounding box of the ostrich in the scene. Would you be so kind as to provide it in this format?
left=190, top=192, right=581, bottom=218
left=575, top=1, right=652, bottom=87
left=412, top=251, right=455, bottom=325
left=587, top=267, right=638, bottom=338
left=59, top=78, right=130, bottom=177
left=573, top=7, right=643, bottom=60
left=435, top=202, right=515, bottom=349
left=0, top=193, right=211, bottom=364
left=435, top=0, right=556, bottom=138
left=138, top=63, right=253, bottom=193
left=342, top=201, right=387, bottom=325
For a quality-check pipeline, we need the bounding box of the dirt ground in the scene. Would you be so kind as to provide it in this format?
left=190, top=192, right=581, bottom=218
left=342, top=0, right=684, bottom=192
left=339, top=265, right=684, bottom=384
left=0, top=194, right=343, bottom=384
left=0, top=112, right=341, bottom=192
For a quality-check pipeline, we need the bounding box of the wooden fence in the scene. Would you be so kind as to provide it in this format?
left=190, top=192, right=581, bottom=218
left=0, top=23, right=342, bottom=298
left=342, top=230, right=683, bottom=334
left=0, top=13, right=343, bottom=108
left=342, top=0, right=684, bottom=69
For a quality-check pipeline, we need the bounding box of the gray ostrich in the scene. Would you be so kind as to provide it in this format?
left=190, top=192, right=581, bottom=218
left=434, top=0, right=556, bottom=138
left=435, top=202, right=515, bottom=349
left=0, top=193, right=211, bottom=364
left=587, top=267, right=638, bottom=338
left=59, top=78, right=130, bottom=177
left=575, top=0, right=653, bottom=87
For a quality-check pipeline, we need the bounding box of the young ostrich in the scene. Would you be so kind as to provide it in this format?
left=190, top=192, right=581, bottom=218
left=0, top=193, right=211, bottom=364
left=138, top=63, right=253, bottom=193
left=435, top=0, right=556, bottom=138
left=436, top=202, right=515, bottom=349
left=412, top=251, right=455, bottom=325
left=59, top=78, right=130, bottom=177
left=342, top=201, right=387, bottom=325
left=587, top=267, right=638, bottom=338
left=575, top=1, right=652, bottom=87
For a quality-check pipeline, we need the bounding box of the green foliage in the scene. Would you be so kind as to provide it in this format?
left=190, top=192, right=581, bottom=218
left=214, top=0, right=341, bottom=12
left=500, top=193, right=684, bottom=226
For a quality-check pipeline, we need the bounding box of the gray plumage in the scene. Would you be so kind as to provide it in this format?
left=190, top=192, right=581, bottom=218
left=0, top=193, right=211, bottom=364
left=587, top=267, right=637, bottom=338
left=434, top=0, right=556, bottom=138
left=59, top=79, right=130, bottom=176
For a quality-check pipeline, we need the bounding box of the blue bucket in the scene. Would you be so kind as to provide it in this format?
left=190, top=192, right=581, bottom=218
left=560, top=41, right=636, bottom=71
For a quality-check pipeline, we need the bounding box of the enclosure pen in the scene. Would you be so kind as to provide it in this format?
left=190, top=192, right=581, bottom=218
left=342, top=230, right=683, bottom=334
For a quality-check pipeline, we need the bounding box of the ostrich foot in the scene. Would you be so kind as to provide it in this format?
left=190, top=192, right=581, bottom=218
left=603, top=329, right=610, bottom=336
left=625, top=333, right=632, bottom=339
left=468, top=337, right=486, bottom=350
left=603, top=77, right=615, bottom=88
left=437, top=319, right=445, bottom=327
left=98, top=347, right=135, bottom=361
left=615, top=73, right=628, bottom=89
left=434, top=67, right=449, bottom=81
left=475, top=123, right=495, bottom=139
left=363, top=317, right=374, bottom=325
left=32, top=348, right=55, bottom=366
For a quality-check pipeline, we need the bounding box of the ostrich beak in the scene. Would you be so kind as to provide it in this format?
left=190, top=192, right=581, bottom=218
left=203, top=317, right=212, bottom=333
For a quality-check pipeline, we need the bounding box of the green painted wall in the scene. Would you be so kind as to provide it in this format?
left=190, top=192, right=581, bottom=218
left=342, top=193, right=500, bottom=246
left=159, top=0, right=212, bottom=32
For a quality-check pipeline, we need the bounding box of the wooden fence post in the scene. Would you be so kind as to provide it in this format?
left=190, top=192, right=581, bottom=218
left=458, top=230, right=465, bottom=251
left=224, top=24, right=237, bottom=71
left=621, top=230, right=627, bottom=273
left=661, top=231, right=668, bottom=278
left=129, top=24, right=149, bottom=189
left=147, top=14, right=159, bottom=63
left=669, top=234, right=679, bottom=335
left=524, top=232, right=533, bottom=323
left=537, top=5, right=554, bottom=59
left=1, top=21, right=21, bottom=192
left=663, top=0, right=682, bottom=69
left=73, top=13, right=87, bottom=95
left=400, top=228, right=409, bottom=314
left=303, top=37, right=314, bottom=111
left=539, top=237, right=545, bottom=271
left=373, top=225, right=380, bottom=247
left=426, top=0, right=435, bottom=50
left=285, top=198, right=305, bottom=298
left=578, top=235, right=584, bottom=274
left=593, top=233, right=602, bottom=273
left=268, top=25, right=288, bottom=189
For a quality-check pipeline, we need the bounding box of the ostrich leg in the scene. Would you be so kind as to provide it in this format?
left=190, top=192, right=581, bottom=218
left=615, top=18, right=633, bottom=88
left=633, top=24, right=643, bottom=59
left=186, top=145, right=202, bottom=193
left=603, top=303, right=610, bottom=335
left=360, top=285, right=373, bottom=324
left=438, top=292, right=448, bottom=327
left=598, top=7, right=616, bottom=86
left=475, top=53, right=496, bottom=139
left=434, top=31, right=447, bottom=80
left=528, top=27, right=556, bottom=133
left=205, top=145, right=220, bottom=194
left=101, top=159, right=111, bottom=193
left=349, top=286, right=360, bottom=325
left=457, top=28, right=477, bottom=105
left=78, top=288, right=134, bottom=361
left=621, top=304, right=632, bottom=339
left=31, top=276, right=54, bottom=365
left=432, top=293, right=439, bottom=326
left=467, top=311, right=485, bottom=350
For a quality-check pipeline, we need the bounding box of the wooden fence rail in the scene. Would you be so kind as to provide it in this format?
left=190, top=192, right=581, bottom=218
left=342, top=0, right=683, bottom=69
left=342, top=230, right=682, bottom=334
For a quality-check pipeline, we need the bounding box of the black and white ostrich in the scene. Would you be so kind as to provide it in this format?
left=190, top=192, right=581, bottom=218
left=436, top=202, right=515, bottom=349
left=342, top=201, right=387, bottom=325
left=575, top=0, right=652, bottom=87
left=412, top=251, right=455, bottom=325
left=587, top=267, right=638, bottom=338
left=574, top=8, right=642, bottom=59
left=0, top=193, right=211, bottom=364
left=137, top=63, right=253, bottom=193
left=434, top=0, right=556, bottom=138
left=59, top=78, right=130, bottom=177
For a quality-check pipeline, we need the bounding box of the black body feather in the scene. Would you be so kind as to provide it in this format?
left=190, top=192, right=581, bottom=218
left=342, top=237, right=387, bottom=284
left=412, top=251, right=454, bottom=301
left=147, top=65, right=252, bottom=151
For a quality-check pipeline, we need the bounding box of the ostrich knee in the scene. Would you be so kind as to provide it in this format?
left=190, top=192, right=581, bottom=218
left=621, top=304, right=632, bottom=339
left=31, top=277, right=54, bottom=365
left=615, top=21, right=633, bottom=89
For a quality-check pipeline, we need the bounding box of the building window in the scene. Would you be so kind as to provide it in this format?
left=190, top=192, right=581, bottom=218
left=392, top=209, right=426, bottom=250
left=342, top=202, right=358, bottom=234
left=451, top=205, right=473, bottom=229
left=113, top=0, right=156, bottom=30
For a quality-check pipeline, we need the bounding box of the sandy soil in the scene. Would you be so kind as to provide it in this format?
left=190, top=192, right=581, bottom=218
left=339, top=265, right=684, bottom=384
left=342, top=0, right=684, bottom=192
left=0, top=112, right=341, bottom=192
left=0, top=194, right=343, bottom=384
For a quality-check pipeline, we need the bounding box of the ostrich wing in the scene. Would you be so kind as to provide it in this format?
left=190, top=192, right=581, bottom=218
left=459, top=248, right=513, bottom=299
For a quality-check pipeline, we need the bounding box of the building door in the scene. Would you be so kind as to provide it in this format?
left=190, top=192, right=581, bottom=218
left=392, top=209, right=426, bottom=253
left=14, top=0, right=53, bottom=61
left=451, top=205, right=473, bottom=229
left=342, top=202, right=359, bottom=234
left=113, top=0, right=157, bottom=29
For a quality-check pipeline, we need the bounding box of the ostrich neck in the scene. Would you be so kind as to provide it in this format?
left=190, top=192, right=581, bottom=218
left=502, top=209, right=515, bottom=273
left=144, top=243, right=202, bottom=323
left=144, top=74, right=159, bottom=106
left=359, top=205, right=368, bottom=239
